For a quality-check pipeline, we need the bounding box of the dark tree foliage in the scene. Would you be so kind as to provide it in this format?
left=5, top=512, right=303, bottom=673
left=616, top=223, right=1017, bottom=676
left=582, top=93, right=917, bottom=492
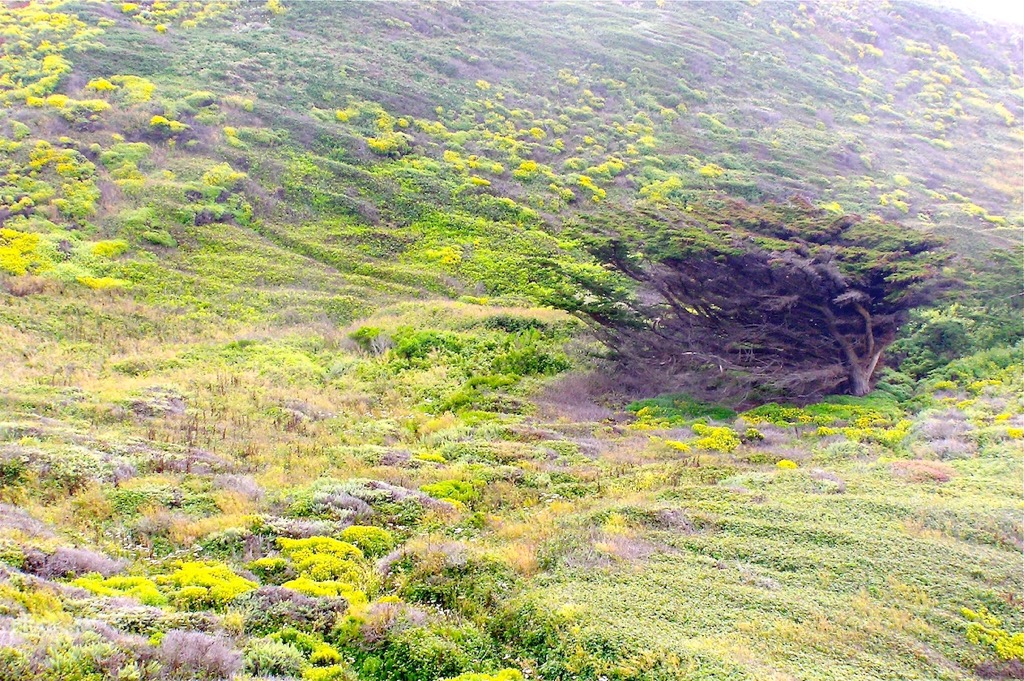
left=542, top=198, right=951, bottom=401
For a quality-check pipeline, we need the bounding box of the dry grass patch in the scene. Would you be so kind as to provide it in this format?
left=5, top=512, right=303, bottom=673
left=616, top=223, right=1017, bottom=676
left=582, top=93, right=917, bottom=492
left=891, top=459, right=956, bottom=483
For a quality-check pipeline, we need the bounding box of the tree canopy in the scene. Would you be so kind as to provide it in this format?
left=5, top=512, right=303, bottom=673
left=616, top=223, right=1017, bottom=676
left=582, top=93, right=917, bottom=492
left=543, top=199, right=951, bottom=402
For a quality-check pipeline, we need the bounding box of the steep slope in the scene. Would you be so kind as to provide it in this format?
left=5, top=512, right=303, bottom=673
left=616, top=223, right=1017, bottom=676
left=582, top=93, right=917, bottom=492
left=0, top=2, right=1021, bottom=681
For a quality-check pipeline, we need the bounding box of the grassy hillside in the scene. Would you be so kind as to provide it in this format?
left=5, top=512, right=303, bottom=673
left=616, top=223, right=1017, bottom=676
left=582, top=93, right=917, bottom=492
left=0, top=2, right=1021, bottom=680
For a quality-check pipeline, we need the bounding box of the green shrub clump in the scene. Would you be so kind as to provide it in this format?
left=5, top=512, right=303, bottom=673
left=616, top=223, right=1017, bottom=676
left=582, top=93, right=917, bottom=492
left=244, top=638, right=306, bottom=677
left=149, top=115, right=189, bottom=134
left=629, top=395, right=737, bottom=427
left=271, top=627, right=342, bottom=666
left=349, top=326, right=386, bottom=352
left=248, top=556, right=292, bottom=584
left=394, top=330, right=462, bottom=360
left=339, top=525, right=396, bottom=557
left=356, top=623, right=496, bottom=681
left=420, top=480, right=481, bottom=504
left=142, top=229, right=177, bottom=247
left=492, top=346, right=569, bottom=376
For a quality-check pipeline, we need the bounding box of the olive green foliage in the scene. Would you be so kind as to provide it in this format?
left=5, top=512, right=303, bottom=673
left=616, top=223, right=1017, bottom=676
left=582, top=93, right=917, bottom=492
left=628, top=395, right=738, bottom=425
left=244, top=637, right=306, bottom=677
left=893, top=247, right=1024, bottom=378
left=420, top=480, right=481, bottom=505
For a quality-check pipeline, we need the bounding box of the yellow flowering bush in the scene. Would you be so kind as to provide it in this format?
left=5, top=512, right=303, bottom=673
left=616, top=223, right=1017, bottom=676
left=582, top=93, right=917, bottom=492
left=0, top=229, right=41, bottom=276
left=73, top=574, right=167, bottom=606
left=692, top=423, right=741, bottom=453
left=276, top=536, right=367, bottom=584
left=698, top=163, right=725, bottom=178
left=279, top=536, right=363, bottom=562
left=280, top=576, right=367, bottom=605
left=85, top=78, right=117, bottom=93
left=444, top=671, right=525, bottom=681
left=203, top=163, right=247, bottom=189
left=111, top=75, right=156, bottom=103
left=91, top=240, right=129, bottom=258
left=149, top=115, right=189, bottom=134
left=77, top=276, right=125, bottom=290
left=962, top=607, right=1024, bottom=661
left=157, top=561, right=257, bottom=609
left=366, top=132, right=411, bottom=157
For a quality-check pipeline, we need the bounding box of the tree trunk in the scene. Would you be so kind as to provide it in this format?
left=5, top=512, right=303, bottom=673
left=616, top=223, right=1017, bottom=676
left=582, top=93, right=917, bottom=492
left=847, top=363, right=872, bottom=396
left=820, top=305, right=885, bottom=397
left=846, top=350, right=883, bottom=396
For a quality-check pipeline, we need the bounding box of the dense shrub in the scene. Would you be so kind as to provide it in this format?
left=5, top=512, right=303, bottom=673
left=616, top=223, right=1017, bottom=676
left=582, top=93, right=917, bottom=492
left=0, top=453, right=28, bottom=488
left=352, top=598, right=428, bottom=646
left=23, top=547, right=123, bottom=580
left=305, top=664, right=360, bottom=680
left=0, top=629, right=150, bottom=681
left=157, top=561, right=257, bottom=610
left=244, top=637, right=306, bottom=677
left=339, top=526, right=396, bottom=557
left=73, top=574, right=168, bottom=606
left=393, top=547, right=519, bottom=620
left=248, top=556, right=293, bottom=584
left=149, top=115, right=189, bottom=136
left=356, top=623, right=496, bottom=681
left=492, top=346, right=569, bottom=376
left=141, top=230, right=177, bottom=248
left=742, top=395, right=904, bottom=428
left=289, top=487, right=374, bottom=522
left=394, top=330, right=462, bottom=360
left=159, top=630, right=242, bottom=680
left=962, top=606, right=1024, bottom=662
left=482, top=315, right=548, bottom=333
left=487, top=597, right=657, bottom=679
left=691, top=423, right=741, bottom=453
left=350, top=326, right=390, bottom=353
left=270, top=627, right=342, bottom=666
left=419, top=480, right=481, bottom=504
left=279, top=536, right=365, bottom=582
left=280, top=576, right=366, bottom=601
left=239, top=586, right=349, bottom=636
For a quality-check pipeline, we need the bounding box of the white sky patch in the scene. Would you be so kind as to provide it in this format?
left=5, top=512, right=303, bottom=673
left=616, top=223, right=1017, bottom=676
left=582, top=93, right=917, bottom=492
left=922, top=0, right=1024, bottom=27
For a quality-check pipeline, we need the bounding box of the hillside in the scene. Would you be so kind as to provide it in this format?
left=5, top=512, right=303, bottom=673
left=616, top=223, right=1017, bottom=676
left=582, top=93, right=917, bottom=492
left=0, top=2, right=1022, bottom=681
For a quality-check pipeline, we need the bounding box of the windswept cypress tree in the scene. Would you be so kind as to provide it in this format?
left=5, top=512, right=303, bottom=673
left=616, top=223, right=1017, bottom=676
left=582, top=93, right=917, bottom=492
left=542, top=198, right=951, bottom=401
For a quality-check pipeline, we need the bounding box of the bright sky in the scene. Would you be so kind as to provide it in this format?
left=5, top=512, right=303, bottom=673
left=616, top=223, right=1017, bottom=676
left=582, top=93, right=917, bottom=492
left=926, top=0, right=1024, bottom=27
